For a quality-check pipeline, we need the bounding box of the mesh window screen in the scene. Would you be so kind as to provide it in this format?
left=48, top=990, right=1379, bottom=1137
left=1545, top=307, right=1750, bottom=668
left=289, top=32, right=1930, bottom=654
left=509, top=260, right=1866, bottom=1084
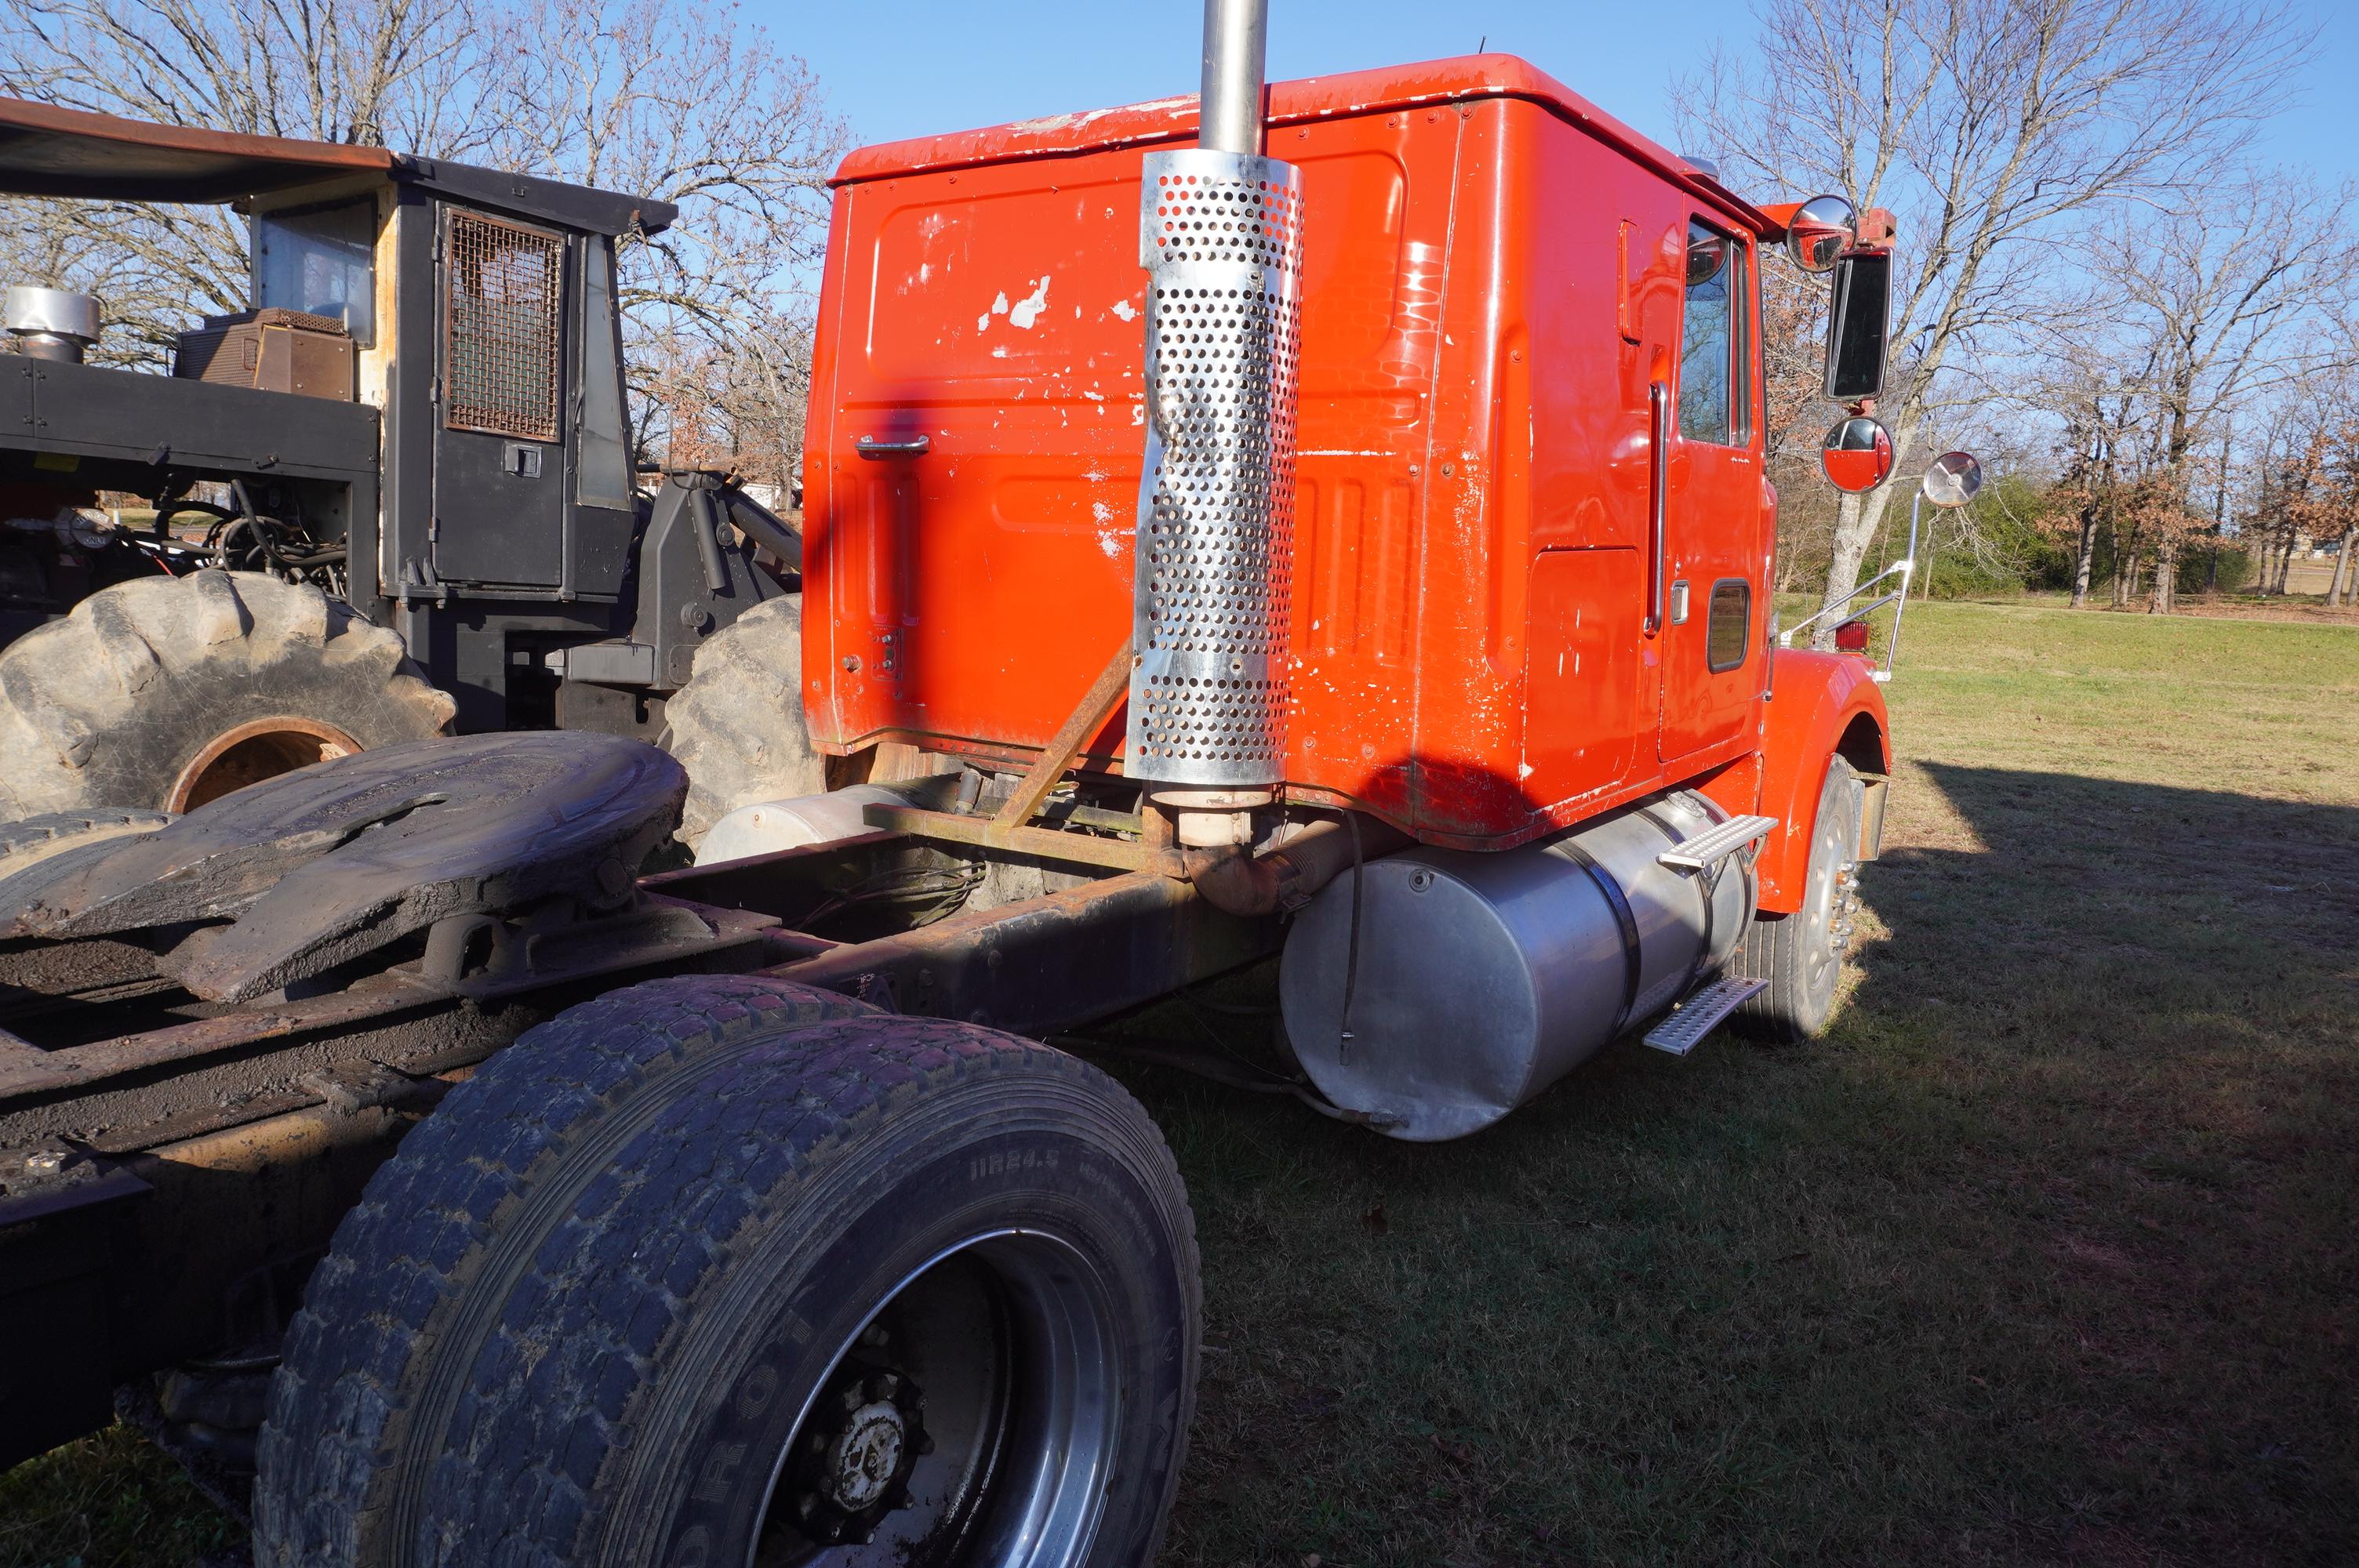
left=445, top=211, right=562, bottom=440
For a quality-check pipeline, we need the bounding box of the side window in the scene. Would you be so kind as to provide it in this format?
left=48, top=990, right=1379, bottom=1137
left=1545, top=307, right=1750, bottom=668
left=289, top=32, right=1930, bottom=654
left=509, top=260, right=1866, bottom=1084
left=256, top=199, right=376, bottom=345
left=577, top=237, right=633, bottom=510
left=1677, top=220, right=1752, bottom=447
left=1706, top=578, right=1751, bottom=670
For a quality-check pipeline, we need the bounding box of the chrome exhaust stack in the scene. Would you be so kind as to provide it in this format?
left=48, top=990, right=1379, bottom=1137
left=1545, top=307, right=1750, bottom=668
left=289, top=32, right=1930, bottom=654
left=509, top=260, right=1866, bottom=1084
left=4, top=285, right=100, bottom=363
left=1127, top=0, right=1303, bottom=848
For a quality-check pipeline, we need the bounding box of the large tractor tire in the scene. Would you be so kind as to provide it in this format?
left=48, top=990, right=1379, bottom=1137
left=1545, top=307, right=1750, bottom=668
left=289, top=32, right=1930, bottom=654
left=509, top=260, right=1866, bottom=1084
left=254, top=975, right=1201, bottom=1568
left=660, top=594, right=827, bottom=848
left=1731, top=754, right=1866, bottom=1043
left=0, top=570, right=453, bottom=823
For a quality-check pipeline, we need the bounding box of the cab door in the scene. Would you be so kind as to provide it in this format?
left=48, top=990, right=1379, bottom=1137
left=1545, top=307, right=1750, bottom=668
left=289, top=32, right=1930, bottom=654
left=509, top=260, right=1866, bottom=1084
left=431, top=205, right=569, bottom=589
left=1658, top=218, right=1764, bottom=763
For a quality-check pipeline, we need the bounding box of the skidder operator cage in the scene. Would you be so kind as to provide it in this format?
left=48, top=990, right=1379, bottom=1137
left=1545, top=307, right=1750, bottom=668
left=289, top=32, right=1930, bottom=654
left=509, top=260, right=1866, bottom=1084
left=804, top=53, right=1785, bottom=849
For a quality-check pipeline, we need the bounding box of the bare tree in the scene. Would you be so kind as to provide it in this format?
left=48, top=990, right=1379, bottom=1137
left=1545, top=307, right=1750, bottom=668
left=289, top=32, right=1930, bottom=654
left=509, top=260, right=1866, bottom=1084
left=1678, top=0, right=2311, bottom=636
left=0, top=0, right=842, bottom=481
left=2098, top=174, right=2359, bottom=611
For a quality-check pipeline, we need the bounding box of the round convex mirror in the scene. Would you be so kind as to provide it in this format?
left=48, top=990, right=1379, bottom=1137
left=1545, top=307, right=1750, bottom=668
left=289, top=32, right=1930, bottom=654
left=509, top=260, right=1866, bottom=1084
left=1922, top=450, right=1983, bottom=508
left=1786, top=194, right=1856, bottom=274
left=1686, top=222, right=1728, bottom=286
left=1820, top=415, right=1895, bottom=493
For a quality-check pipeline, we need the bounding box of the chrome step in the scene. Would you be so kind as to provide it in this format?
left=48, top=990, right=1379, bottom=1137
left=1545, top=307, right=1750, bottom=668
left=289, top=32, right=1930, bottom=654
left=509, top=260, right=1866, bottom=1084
left=1658, top=814, right=1778, bottom=872
left=1641, top=975, right=1768, bottom=1056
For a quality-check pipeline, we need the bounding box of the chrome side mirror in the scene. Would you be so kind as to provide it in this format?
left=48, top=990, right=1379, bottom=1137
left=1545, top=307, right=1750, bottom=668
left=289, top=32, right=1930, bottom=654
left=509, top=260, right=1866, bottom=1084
left=1820, top=415, right=1894, bottom=493
left=1825, top=249, right=1891, bottom=401
left=1921, top=450, right=1983, bottom=508
left=1784, top=194, right=1854, bottom=274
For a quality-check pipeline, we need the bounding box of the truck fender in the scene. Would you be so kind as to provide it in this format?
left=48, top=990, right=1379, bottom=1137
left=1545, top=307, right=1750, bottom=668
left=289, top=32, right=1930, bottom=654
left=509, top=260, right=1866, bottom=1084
left=1752, top=650, right=1892, bottom=913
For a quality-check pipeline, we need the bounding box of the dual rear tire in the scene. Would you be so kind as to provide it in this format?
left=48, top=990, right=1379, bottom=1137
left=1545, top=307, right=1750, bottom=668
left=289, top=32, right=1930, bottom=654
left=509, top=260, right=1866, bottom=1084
left=253, top=975, right=1199, bottom=1568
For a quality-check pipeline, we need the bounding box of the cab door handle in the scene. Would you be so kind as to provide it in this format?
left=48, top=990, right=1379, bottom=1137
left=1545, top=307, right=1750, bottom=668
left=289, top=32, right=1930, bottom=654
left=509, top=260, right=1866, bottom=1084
left=856, top=434, right=931, bottom=459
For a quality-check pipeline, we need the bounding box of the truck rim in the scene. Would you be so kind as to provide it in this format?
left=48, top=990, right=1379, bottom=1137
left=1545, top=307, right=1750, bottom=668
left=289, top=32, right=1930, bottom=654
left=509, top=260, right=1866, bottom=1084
left=1799, top=781, right=1857, bottom=1000
left=748, top=1229, right=1119, bottom=1566
left=167, top=716, right=359, bottom=812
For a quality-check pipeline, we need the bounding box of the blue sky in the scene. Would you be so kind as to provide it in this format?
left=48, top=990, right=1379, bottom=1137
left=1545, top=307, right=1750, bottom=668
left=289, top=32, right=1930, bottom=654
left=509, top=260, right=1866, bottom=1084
left=758, top=0, right=2357, bottom=191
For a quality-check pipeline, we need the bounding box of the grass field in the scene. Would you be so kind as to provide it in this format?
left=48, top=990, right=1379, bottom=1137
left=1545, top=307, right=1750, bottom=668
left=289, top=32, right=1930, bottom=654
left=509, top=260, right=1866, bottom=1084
left=5, top=600, right=2356, bottom=1567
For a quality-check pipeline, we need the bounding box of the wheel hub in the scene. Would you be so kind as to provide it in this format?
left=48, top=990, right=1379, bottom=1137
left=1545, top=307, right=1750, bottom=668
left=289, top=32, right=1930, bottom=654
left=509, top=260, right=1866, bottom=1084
left=824, top=1399, right=907, bottom=1512
left=788, top=1364, right=930, bottom=1545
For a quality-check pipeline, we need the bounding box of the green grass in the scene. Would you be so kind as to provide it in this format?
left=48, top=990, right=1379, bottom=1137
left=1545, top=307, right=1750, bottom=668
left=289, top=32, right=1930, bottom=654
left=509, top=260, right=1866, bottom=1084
left=5, top=601, right=2355, bottom=1566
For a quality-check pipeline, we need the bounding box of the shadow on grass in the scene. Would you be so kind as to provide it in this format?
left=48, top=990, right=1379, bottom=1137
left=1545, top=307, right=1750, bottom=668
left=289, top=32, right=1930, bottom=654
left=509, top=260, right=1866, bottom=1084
left=1142, top=764, right=2358, bottom=1568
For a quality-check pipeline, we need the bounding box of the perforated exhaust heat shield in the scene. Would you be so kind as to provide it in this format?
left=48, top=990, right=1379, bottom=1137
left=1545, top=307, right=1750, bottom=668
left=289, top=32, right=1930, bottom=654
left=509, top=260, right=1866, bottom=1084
left=1125, top=149, right=1304, bottom=789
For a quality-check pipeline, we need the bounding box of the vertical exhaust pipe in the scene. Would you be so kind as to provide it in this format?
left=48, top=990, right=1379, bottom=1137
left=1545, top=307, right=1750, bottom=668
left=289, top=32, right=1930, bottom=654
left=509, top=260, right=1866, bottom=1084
left=1128, top=0, right=1304, bottom=847
left=1198, top=0, right=1270, bottom=156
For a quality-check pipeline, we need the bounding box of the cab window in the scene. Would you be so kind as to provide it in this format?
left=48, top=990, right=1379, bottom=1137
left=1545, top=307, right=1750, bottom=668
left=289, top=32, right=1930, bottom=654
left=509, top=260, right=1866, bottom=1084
left=1677, top=220, right=1751, bottom=448
left=255, top=199, right=376, bottom=346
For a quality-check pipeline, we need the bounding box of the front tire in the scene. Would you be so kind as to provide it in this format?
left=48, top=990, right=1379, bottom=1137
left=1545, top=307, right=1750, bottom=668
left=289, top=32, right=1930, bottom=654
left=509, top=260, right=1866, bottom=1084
left=1731, top=755, right=1866, bottom=1042
left=253, top=975, right=1200, bottom=1568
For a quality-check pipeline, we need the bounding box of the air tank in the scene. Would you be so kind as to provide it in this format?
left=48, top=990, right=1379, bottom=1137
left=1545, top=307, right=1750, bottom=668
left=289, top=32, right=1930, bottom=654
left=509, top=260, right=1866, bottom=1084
left=1278, top=791, right=1755, bottom=1140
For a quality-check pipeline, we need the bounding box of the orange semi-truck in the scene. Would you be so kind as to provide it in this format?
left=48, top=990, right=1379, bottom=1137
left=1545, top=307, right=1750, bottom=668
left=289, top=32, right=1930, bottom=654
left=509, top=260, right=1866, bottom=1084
left=0, top=5, right=1948, bottom=1562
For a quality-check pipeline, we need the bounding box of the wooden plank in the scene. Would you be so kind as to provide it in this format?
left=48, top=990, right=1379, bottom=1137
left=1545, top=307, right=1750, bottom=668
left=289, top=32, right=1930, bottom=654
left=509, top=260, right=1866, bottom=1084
left=862, top=804, right=1158, bottom=873
left=992, top=642, right=1135, bottom=829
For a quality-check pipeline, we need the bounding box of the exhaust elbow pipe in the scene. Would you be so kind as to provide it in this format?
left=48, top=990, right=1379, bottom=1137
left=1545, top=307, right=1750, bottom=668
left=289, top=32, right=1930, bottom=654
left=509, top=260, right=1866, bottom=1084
left=1187, top=816, right=1411, bottom=918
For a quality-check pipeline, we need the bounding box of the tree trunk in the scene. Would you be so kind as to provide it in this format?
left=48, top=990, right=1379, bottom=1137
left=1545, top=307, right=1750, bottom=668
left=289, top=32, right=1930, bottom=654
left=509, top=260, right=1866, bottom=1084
left=2070, top=510, right=2099, bottom=608
left=2150, top=539, right=2178, bottom=614
left=1813, top=408, right=1920, bottom=646
left=2332, top=531, right=2355, bottom=608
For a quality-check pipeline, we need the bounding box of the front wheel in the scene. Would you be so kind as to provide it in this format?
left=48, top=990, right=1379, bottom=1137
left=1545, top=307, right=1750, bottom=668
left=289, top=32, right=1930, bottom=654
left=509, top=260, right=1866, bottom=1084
left=253, top=975, right=1200, bottom=1568
left=1731, top=755, right=1866, bottom=1042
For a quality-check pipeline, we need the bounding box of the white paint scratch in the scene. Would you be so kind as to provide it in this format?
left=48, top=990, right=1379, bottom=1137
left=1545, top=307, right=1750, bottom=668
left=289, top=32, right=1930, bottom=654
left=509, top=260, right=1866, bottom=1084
left=992, top=291, right=1011, bottom=315
left=1111, top=299, right=1137, bottom=322
left=1008, top=275, right=1051, bottom=329
left=977, top=313, right=990, bottom=331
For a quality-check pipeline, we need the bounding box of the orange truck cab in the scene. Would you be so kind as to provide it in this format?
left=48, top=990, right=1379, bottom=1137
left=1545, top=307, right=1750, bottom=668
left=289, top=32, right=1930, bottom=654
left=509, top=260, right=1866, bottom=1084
left=798, top=53, right=1900, bottom=1135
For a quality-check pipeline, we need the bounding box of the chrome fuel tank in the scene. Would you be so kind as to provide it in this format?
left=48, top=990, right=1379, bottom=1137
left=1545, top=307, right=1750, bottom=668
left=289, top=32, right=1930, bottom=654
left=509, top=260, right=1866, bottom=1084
left=1277, top=791, right=1755, bottom=1140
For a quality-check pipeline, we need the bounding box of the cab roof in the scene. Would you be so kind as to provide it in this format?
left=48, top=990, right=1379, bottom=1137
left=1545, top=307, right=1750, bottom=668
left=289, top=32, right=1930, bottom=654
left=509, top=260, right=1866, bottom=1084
left=832, top=52, right=1773, bottom=237
left=0, top=97, right=676, bottom=237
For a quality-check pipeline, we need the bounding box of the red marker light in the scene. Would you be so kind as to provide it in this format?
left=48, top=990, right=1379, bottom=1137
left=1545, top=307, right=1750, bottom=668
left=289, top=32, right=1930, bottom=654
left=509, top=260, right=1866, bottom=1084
left=1833, top=619, right=1871, bottom=652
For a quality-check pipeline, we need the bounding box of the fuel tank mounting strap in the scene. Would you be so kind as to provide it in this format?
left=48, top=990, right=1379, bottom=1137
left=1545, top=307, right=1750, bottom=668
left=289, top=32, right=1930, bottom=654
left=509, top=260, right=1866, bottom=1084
left=1656, top=814, right=1779, bottom=873
left=1556, top=837, right=1643, bottom=1036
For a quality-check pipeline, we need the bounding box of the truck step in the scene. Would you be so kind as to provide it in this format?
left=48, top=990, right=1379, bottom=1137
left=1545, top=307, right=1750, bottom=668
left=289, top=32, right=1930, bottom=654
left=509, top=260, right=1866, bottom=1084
left=1657, top=814, right=1778, bottom=872
left=1641, top=975, right=1768, bottom=1056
